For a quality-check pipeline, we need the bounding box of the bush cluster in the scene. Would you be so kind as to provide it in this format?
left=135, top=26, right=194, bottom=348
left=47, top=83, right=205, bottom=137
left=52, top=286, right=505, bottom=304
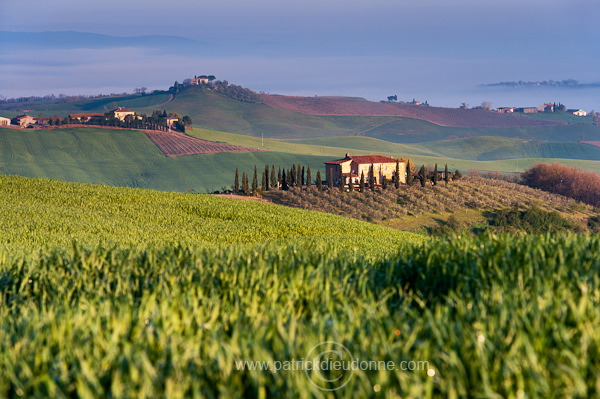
left=521, top=163, right=600, bottom=207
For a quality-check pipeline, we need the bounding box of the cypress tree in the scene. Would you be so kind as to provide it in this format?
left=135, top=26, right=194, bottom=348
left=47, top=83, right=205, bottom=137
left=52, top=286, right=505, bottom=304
left=359, top=171, right=365, bottom=192
left=444, top=164, right=449, bottom=186
left=252, top=166, right=258, bottom=195
left=301, top=166, right=305, bottom=187
left=306, top=166, right=312, bottom=190
left=433, top=163, right=439, bottom=186
left=348, top=175, right=354, bottom=191
left=234, top=168, right=240, bottom=193
left=327, top=169, right=334, bottom=190
left=297, top=164, right=302, bottom=188
left=338, top=167, right=344, bottom=190
left=369, top=164, right=375, bottom=191
left=395, top=160, right=401, bottom=189
left=381, top=175, right=388, bottom=190
left=281, top=170, right=289, bottom=190
left=271, top=165, right=277, bottom=189
left=290, top=165, right=297, bottom=187
left=242, top=172, right=249, bottom=194
left=261, top=170, right=267, bottom=191
left=278, top=168, right=282, bottom=187
left=406, top=159, right=414, bottom=186
left=419, top=165, right=427, bottom=187
left=264, top=165, right=270, bottom=191
left=316, top=170, right=322, bottom=191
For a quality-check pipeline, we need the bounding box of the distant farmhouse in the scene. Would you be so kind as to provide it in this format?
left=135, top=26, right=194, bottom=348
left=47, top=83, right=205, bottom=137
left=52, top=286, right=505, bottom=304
left=111, top=107, right=136, bottom=121
left=69, top=113, right=104, bottom=122
left=496, top=107, right=515, bottom=113
left=12, top=115, right=36, bottom=127
left=325, top=153, right=406, bottom=186
left=0, top=116, right=11, bottom=126
left=567, top=109, right=587, bottom=117
left=514, top=107, right=538, bottom=114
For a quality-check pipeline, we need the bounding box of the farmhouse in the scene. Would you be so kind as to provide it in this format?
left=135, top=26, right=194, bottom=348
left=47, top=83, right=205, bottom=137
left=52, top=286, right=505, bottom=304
left=325, top=153, right=406, bottom=186
left=12, top=114, right=35, bottom=127
left=190, top=77, right=209, bottom=85
left=567, top=109, right=587, bottom=117
left=165, top=117, right=178, bottom=127
left=110, top=107, right=135, bottom=121
left=0, top=116, right=10, bottom=126
left=69, top=113, right=104, bottom=122
left=496, top=107, right=514, bottom=113
left=514, top=107, right=538, bottom=114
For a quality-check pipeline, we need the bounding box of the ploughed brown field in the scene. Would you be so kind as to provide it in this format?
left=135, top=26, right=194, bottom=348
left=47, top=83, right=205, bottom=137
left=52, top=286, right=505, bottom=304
left=261, top=95, right=567, bottom=128
left=144, top=130, right=264, bottom=157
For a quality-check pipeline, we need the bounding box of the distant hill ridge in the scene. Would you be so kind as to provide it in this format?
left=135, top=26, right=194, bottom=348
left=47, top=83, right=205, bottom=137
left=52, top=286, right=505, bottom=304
left=261, top=94, right=567, bottom=128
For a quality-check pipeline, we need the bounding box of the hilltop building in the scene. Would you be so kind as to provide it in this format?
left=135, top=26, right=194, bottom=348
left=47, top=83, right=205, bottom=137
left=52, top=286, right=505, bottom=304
left=325, top=153, right=406, bottom=186
left=0, top=116, right=11, bottom=126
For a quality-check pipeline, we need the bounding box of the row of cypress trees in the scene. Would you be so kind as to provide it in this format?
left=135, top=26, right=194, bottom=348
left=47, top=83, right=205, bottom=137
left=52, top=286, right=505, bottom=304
left=233, top=162, right=461, bottom=195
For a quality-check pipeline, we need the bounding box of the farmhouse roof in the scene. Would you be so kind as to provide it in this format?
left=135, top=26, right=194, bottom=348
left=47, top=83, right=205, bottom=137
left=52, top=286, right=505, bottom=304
left=325, top=153, right=402, bottom=165
left=69, top=113, right=104, bottom=118
left=112, top=107, right=133, bottom=113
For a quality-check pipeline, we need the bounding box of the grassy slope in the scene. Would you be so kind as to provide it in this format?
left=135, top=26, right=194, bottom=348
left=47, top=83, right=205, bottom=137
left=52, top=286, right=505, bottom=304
left=0, top=174, right=423, bottom=253
left=0, top=127, right=333, bottom=192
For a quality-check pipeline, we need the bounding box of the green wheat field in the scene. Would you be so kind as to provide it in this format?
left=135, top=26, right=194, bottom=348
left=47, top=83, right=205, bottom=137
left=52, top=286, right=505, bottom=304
left=1, top=174, right=599, bottom=398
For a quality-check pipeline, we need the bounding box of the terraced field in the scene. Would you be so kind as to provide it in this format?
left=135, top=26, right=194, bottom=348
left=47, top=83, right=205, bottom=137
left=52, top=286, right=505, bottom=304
left=144, top=130, right=263, bottom=157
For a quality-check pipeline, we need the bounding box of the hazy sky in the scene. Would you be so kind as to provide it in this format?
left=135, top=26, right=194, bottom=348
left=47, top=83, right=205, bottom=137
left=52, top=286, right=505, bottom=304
left=1, top=0, right=599, bottom=109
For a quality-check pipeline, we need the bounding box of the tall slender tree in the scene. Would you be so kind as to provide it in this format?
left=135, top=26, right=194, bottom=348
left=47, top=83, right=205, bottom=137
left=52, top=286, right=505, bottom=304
left=270, top=165, right=277, bottom=189
left=297, top=164, right=302, bottom=188
left=281, top=170, right=289, bottom=191
left=242, top=172, right=249, bottom=194
left=264, top=165, right=270, bottom=191
left=301, top=166, right=305, bottom=187
left=306, top=166, right=312, bottom=190
left=261, top=170, right=267, bottom=191
left=444, top=164, right=449, bottom=186
left=406, top=159, right=414, bottom=186
left=338, top=167, right=344, bottom=190
left=419, top=165, right=427, bottom=187
left=234, top=168, right=240, bottom=193
left=290, top=165, right=297, bottom=187
left=348, top=176, right=354, bottom=191
left=252, top=166, right=258, bottom=195
left=359, top=171, right=365, bottom=192
left=327, top=168, right=334, bottom=190
left=433, top=163, right=439, bottom=186
left=277, top=167, right=282, bottom=187
left=369, top=164, right=375, bottom=191
left=395, top=160, right=401, bottom=189
left=316, top=170, right=322, bottom=191
left=381, top=175, right=388, bottom=190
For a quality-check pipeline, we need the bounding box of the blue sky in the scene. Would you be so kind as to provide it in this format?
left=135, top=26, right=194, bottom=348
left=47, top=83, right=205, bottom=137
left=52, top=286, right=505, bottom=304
left=1, top=0, right=599, bottom=109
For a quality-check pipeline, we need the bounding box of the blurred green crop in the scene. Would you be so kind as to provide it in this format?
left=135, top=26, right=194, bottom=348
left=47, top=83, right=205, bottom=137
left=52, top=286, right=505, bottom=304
left=0, top=175, right=598, bottom=398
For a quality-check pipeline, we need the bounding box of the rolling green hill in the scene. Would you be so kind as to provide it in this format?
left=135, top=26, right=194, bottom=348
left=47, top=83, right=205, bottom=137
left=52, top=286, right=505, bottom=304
left=4, top=85, right=598, bottom=143
left=2, top=127, right=600, bottom=195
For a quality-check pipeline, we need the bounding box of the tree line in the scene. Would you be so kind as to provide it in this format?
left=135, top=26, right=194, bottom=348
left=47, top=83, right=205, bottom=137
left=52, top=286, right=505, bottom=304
left=232, top=162, right=462, bottom=196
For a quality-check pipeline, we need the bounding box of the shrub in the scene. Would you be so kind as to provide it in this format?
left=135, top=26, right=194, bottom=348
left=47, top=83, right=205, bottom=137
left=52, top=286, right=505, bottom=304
left=521, top=163, right=600, bottom=207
